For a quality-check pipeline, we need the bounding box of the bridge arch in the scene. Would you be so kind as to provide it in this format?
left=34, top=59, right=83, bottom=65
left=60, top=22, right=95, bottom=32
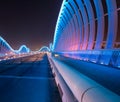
left=39, top=46, right=50, bottom=52
left=0, top=36, right=14, bottom=56
left=52, top=0, right=120, bottom=68
left=53, top=0, right=119, bottom=51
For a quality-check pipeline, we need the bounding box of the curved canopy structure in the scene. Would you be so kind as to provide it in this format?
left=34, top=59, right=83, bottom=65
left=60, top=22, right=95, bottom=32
left=0, top=36, right=30, bottom=56
left=39, top=46, right=50, bottom=52
left=15, top=45, right=30, bottom=53
left=52, top=0, right=120, bottom=68
left=0, top=36, right=14, bottom=56
left=53, top=0, right=119, bottom=52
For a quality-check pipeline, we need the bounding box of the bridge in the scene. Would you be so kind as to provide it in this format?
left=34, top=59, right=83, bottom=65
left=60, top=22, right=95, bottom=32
left=0, top=36, right=14, bottom=56
left=39, top=46, right=50, bottom=52
left=0, top=0, right=120, bottom=102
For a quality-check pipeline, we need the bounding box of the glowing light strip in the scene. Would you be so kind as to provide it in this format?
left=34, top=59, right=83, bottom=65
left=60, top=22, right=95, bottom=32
left=0, top=36, right=14, bottom=51
left=53, top=0, right=66, bottom=50
left=0, top=36, right=30, bottom=54
left=15, top=45, right=30, bottom=53
left=39, top=46, right=50, bottom=52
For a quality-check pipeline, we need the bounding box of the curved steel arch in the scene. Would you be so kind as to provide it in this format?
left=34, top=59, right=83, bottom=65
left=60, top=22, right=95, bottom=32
left=63, top=6, right=75, bottom=50
left=106, top=0, right=118, bottom=48
left=15, top=45, right=30, bottom=53
left=0, top=36, right=14, bottom=56
left=65, top=2, right=78, bottom=51
left=94, top=0, right=104, bottom=49
left=76, top=0, right=89, bottom=50
left=54, top=14, right=66, bottom=51
left=68, top=0, right=83, bottom=50
left=0, top=36, right=14, bottom=52
left=58, top=2, right=76, bottom=51
left=61, top=13, right=72, bottom=50
left=0, top=36, right=31, bottom=56
left=57, top=12, right=69, bottom=51
left=53, top=0, right=119, bottom=52
left=63, top=13, right=74, bottom=50
left=53, top=0, right=66, bottom=50
left=59, top=16, right=69, bottom=50
left=56, top=19, right=64, bottom=51
left=39, top=46, right=50, bottom=52
left=83, top=0, right=95, bottom=50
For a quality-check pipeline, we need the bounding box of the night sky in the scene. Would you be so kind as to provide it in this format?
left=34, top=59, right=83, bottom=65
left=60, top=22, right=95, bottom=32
left=0, top=0, right=62, bottom=50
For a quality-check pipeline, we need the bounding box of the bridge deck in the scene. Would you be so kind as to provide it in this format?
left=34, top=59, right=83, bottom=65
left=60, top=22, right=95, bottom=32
left=0, top=54, right=61, bottom=102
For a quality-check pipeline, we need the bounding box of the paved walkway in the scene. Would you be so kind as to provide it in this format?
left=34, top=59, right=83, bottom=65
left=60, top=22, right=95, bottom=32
left=0, top=53, right=61, bottom=102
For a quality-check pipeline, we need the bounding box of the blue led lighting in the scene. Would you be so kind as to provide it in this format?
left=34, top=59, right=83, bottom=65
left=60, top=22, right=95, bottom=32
left=0, top=36, right=14, bottom=51
left=53, top=0, right=66, bottom=50
left=15, top=45, right=30, bottom=53
left=39, top=46, right=50, bottom=52
left=0, top=36, right=31, bottom=55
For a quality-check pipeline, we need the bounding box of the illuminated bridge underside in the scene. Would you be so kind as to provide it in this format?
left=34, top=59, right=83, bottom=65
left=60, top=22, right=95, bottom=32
left=53, top=0, right=120, bottom=68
